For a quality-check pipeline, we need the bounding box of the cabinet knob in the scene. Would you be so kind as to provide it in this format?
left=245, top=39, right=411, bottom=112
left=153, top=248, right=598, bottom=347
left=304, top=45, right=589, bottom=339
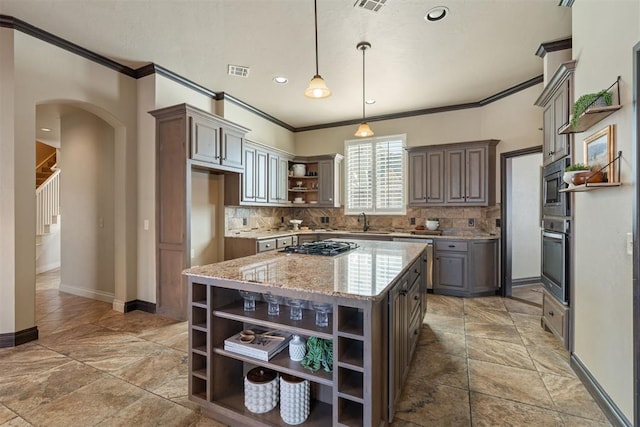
left=448, top=245, right=455, bottom=248
left=414, top=269, right=419, bottom=273
left=548, top=311, right=554, bottom=316
left=265, top=244, right=271, bottom=248
left=399, top=289, right=408, bottom=296
left=414, top=295, right=420, bottom=301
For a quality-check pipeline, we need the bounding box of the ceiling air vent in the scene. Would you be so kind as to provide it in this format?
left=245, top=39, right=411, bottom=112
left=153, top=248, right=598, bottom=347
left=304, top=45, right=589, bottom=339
left=227, top=64, right=250, bottom=78
left=354, top=0, right=386, bottom=13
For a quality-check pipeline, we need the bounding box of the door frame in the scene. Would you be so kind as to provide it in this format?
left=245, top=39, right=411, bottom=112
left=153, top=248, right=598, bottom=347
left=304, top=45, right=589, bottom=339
left=632, top=40, right=639, bottom=427
left=500, top=145, right=543, bottom=298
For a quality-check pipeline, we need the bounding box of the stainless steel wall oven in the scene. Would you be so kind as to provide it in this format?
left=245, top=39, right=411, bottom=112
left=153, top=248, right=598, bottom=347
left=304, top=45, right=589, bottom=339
left=541, top=218, right=569, bottom=304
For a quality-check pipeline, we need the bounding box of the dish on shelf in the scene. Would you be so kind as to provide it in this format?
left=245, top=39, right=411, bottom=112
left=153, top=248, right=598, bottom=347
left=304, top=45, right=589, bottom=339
left=309, top=201, right=318, bottom=204
left=293, top=201, right=306, bottom=204
left=291, top=187, right=308, bottom=190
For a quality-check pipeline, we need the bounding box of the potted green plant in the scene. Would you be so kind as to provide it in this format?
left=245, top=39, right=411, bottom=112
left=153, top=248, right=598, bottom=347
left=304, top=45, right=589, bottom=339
left=570, top=90, right=613, bottom=128
left=300, top=336, right=333, bottom=372
left=563, top=163, right=591, bottom=185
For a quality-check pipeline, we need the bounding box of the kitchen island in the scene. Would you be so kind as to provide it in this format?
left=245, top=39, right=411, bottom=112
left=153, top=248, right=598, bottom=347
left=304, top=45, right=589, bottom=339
left=183, top=239, right=428, bottom=426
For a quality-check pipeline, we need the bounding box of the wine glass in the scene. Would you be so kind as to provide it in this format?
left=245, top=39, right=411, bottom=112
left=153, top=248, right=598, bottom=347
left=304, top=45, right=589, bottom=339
left=288, top=299, right=305, bottom=321
left=238, top=290, right=259, bottom=312
left=262, top=293, right=282, bottom=316
left=311, top=302, right=332, bottom=328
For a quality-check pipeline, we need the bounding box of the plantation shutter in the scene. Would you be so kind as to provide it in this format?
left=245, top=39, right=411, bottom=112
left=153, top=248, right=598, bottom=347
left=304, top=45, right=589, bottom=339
left=345, top=135, right=406, bottom=215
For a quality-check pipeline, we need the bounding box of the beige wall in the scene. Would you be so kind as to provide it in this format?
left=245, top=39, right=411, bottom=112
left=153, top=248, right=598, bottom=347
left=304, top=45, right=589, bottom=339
left=0, top=28, right=138, bottom=333
left=294, top=84, right=544, bottom=203
left=60, top=110, right=115, bottom=301
left=190, top=170, right=225, bottom=266
left=571, top=1, right=638, bottom=420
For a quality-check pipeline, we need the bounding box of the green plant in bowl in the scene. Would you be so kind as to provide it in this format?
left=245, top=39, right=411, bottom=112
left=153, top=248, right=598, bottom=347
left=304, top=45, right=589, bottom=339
left=564, top=163, right=591, bottom=172
left=300, top=336, right=333, bottom=372
left=571, top=90, right=613, bottom=128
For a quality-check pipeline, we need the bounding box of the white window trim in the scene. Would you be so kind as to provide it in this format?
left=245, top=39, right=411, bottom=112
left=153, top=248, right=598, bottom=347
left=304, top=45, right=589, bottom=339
left=344, top=134, right=407, bottom=216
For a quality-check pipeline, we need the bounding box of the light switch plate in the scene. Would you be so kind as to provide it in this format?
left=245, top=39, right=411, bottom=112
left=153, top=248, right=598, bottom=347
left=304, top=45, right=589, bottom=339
left=627, top=232, right=633, bottom=256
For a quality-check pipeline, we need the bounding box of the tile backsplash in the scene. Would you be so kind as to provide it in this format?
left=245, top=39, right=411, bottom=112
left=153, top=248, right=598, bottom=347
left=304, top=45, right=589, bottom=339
left=226, top=205, right=501, bottom=235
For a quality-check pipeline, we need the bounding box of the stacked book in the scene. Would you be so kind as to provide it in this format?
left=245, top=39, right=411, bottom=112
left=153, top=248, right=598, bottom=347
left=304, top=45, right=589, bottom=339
left=224, top=329, right=292, bottom=361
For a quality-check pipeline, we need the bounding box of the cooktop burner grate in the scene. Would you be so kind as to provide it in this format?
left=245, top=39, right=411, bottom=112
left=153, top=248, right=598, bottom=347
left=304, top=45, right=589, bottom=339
left=281, top=241, right=359, bottom=256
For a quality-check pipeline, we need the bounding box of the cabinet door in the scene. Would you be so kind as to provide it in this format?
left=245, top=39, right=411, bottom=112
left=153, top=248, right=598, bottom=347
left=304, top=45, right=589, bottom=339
left=277, top=157, right=289, bottom=202
left=542, top=103, right=554, bottom=165
left=268, top=154, right=280, bottom=203
left=190, top=115, right=221, bottom=163
left=388, top=277, right=408, bottom=421
left=465, top=147, right=487, bottom=205
left=220, top=128, right=243, bottom=170
left=255, top=150, right=268, bottom=203
left=445, top=149, right=465, bottom=204
left=435, top=252, right=468, bottom=291
left=243, top=146, right=256, bottom=201
left=317, top=159, right=335, bottom=206
left=468, top=240, right=498, bottom=293
left=408, top=151, right=426, bottom=205
left=426, top=150, right=445, bottom=204
left=551, top=82, right=569, bottom=162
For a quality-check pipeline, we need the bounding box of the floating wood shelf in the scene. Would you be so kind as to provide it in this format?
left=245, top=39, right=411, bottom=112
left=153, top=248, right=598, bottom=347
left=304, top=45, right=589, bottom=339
left=558, top=76, right=622, bottom=135
left=560, top=182, right=622, bottom=193
left=558, top=105, right=622, bottom=134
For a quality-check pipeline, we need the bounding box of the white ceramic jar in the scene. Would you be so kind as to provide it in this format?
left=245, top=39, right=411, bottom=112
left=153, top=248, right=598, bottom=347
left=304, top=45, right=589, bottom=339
left=289, top=335, right=306, bottom=361
left=244, top=367, right=278, bottom=414
left=280, top=374, right=310, bottom=425
left=426, top=219, right=440, bottom=230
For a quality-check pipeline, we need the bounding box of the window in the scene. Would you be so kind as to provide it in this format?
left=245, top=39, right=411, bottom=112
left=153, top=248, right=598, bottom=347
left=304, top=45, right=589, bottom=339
left=345, top=134, right=406, bottom=215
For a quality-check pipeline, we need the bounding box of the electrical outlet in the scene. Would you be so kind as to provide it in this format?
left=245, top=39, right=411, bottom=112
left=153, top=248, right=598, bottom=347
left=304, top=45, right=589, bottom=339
left=242, top=218, right=248, bottom=226
left=325, top=216, right=330, bottom=223
left=495, top=218, right=501, bottom=228
left=468, top=218, right=475, bottom=227
left=410, top=217, right=415, bottom=225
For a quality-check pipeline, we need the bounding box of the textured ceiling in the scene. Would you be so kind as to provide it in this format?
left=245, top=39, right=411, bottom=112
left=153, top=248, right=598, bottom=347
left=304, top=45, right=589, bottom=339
left=1, top=0, right=571, bottom=131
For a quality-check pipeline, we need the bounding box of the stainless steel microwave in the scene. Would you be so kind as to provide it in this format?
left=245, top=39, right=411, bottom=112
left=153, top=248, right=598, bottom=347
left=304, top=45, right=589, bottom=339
left=542, top=157, right=571, bottom=218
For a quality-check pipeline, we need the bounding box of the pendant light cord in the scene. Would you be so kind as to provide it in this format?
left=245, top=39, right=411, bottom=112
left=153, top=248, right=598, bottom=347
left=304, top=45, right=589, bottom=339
left=314, top=0, right=319, bottom=75
left=362, top=45, right=366, bottom=120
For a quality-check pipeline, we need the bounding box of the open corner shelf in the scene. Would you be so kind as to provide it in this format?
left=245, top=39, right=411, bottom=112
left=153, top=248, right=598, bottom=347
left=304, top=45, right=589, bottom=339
left=558, top=76, right=622, bottom=135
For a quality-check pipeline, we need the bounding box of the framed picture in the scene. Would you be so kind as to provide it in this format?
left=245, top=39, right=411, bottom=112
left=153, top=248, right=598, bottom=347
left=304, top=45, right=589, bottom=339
left=584, top=124, right=616, bottom=182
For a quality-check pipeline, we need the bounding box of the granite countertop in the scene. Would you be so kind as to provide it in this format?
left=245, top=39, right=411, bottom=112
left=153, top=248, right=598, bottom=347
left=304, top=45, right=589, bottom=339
left=184, top=240, right=426, bottom=300
left=224, top=229, right=499, bottom=240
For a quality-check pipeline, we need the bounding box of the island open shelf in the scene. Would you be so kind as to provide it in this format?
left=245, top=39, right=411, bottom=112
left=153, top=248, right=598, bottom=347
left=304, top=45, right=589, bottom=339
left=184, top=240, right=428, bottom=426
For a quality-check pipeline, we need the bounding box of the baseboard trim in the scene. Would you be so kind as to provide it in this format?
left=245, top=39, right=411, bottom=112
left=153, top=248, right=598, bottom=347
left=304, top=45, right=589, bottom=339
left=570, top=354, right=632, bottom=426
left=0, top=326, right=39, bottom=348
left=124, top=300, right=156, bottom=314
left=36, top=262, right=61, bottom=275
left=512, top=277, right=541, bottom=286
left=58, top=282, right=114, bottom=303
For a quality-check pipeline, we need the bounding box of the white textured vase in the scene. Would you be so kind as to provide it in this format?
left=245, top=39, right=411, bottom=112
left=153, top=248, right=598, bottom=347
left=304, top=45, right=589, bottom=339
left=289, top=335, right=306, bottom=362
left=280, top=374, right=310, bottom=425
left=244, top=368, right=278, bottom=414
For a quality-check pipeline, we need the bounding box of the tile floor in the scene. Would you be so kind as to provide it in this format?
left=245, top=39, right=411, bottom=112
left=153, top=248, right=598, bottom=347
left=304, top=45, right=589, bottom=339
left=510, top=283, right=544, bottom=306
left=0, top=271, right=610, bottom=426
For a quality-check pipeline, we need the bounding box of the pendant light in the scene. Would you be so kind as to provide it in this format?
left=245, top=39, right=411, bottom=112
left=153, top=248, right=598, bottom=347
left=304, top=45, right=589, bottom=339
left=355, top=41, right=374, bottom=137
left=304, top=0, right=331, bottom=99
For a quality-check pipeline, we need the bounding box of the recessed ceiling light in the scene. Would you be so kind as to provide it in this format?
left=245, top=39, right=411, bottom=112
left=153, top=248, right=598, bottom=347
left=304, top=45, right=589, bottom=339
left=41, top=127, right=51, bottom=132
left=425, top=6, right=448, bottom=22
left=273, top=76, right=288, bottom=84
left=365, top=99, right=376, bottom=105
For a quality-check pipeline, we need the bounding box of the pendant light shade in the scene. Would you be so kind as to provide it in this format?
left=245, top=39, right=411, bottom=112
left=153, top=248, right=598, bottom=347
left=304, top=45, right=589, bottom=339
left=355, top=122, right=374, bottom=138
left=355, top=41, right=373, bottom=137
left=305, top=0, right=331, bottom=99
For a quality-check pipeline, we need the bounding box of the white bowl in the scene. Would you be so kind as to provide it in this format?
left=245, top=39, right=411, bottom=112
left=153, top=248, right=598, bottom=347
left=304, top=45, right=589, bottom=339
left=426, top=220, right=440, bottom=231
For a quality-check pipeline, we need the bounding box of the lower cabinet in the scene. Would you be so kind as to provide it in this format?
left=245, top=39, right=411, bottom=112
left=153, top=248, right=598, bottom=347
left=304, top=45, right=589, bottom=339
left=541, top=289, right=570, bottom=350
left=388, top=257, right=423, bottom=421
left=434, top=238, right=498, bottom=297
left=224, top=235, right=298, bottom=260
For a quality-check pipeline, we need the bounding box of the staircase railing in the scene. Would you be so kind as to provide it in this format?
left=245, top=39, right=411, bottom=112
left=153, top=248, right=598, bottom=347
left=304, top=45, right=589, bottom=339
left=36, top=169, right=61, bottom=235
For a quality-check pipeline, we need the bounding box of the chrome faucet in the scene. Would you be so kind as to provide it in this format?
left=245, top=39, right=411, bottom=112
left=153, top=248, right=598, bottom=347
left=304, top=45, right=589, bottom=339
left=358, top=212, right=370, bottom=232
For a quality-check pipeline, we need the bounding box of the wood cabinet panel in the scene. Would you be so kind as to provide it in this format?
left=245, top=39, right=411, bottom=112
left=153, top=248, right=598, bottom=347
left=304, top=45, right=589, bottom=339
left=409, top=140, right=497, bottom=207
left=151, top=103, right=248, bottom=320
left=255, top=150, right=268, bottom=203
left=242, top=146, right=256, bottom=201
left=434, top=239, right=498, bottom=297
left=318, top=159, right=336, bottom=206
left=220, top=128, right=243, bottom=169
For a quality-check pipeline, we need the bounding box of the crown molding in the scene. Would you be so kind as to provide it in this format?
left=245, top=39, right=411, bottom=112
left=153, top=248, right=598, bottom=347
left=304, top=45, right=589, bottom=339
left=2, top=13, right=545, bottom=134
left=535, top=37, right=572, bottom=58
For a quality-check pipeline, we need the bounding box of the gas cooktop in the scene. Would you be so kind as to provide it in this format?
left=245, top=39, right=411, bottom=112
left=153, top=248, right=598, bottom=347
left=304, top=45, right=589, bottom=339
left=281, top=241, right=359, bottom=256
